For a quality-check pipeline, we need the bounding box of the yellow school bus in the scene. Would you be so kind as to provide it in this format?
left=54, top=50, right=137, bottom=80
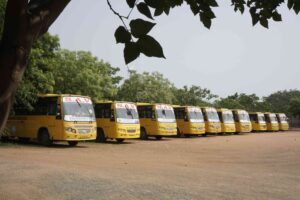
left=94, top=101, right=140, bottom=143
left=137, top=103, right=177, bottom=140
left=217, top=108, right=236, bottom=133
left=264, top=113, right=279, bottom=131
left=276, top=113, right=289, bottom=131
left=174, top=106, right=205, bottom=137
left=249, top=112, right=267, bottom=131
left=232, top=109, right=252, bottom=133
left=201, top=107, right=221, bottom=134
left=6, top=94, right=97, bottom=146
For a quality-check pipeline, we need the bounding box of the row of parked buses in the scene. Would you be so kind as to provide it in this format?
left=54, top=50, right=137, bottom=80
left=1, top=94, right=289, bottom=146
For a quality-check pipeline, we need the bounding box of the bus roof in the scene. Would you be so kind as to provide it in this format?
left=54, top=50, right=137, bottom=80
left=248, top=112, right=264, bottom=114
left=37, top=94, right=91, bottom=98
left=216, top=108, right=232, bottom=112
left=95, top=100, right=136, bottom=104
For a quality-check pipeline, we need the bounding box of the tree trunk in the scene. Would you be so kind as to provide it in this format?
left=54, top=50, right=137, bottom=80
left=0, top=0, right=70, bottom=132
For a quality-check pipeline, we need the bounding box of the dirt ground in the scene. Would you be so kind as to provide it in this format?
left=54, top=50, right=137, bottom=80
left=0, top=131, right=299, bottom=200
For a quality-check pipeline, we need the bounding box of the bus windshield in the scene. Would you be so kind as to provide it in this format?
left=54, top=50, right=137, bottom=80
left=188, top=107, right=204, bottom=122
left=156, top=105, right=176, bottom=123
left=116, top=105, right=139, bottom=124
left=270, top=115, right=278, bottom=123
left=223, top=112, right=234, bottom=123
left=238, top=113, right=250, bottom=122
left=189, top=111, right=204, bottom=122
left=258, top=115, right=266, bottom=123
left=207, top=111, right=220, bottom=122
left=63, top=97, right=95, bottom=122
left=279, top=114, right=287, bottom=122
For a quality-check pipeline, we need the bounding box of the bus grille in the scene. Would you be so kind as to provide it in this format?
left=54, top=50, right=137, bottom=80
left=78, top=129, right=91, bottom=134
left=127, top=129, right=136, bottom=133
left=75, top=126, right=92, bottom=134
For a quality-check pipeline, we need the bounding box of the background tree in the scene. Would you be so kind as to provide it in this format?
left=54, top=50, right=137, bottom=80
left=14, top=33, right=59, bottom=109
left=53, top=50, right=122, bottom=102
left=214, top=93, right=271, bottom=111
left=1, top=0, right=300, bottom=131
left=172, top=85, right=217, bottom=106
left=288, top=97, right=300, bottom=118
left=117, top=71, right=175, bottom=104
left=265, top=89, right=300, bottom=116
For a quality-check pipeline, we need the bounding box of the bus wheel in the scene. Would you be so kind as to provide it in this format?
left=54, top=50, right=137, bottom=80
left=116, top=139, right=125, bottom=143
left=202, top=133, right=207, bottom=137
left=140, top=128, right=148, bottom=140
left=155, top=136, right=162, bottom=140
left=96, top=128, right=106, bottom=143
left=68, top=141, right=78, bottom=147
left=19, top=137, right=30, bottom=143
left=184, top=134, right=191, bottom=138
left=38, top=129, right=52, bottom=146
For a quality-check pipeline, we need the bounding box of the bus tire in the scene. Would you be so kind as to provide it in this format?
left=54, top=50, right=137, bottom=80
left=140, top=128, right=148, bottom=140
left=68, top=141, right=78, bottom=147
left=38, top=129, right=52, bottom=146
left=184, top=134, right=191, bottom=138
left=155, top=136, right=162, bottom=140
left=19, top=137, right=30, bottom=143
left=202, top=133, right=207, bottom=137
left=116, top=139, right=125, bottom=143
left=96, top=128, right=106, bottom=143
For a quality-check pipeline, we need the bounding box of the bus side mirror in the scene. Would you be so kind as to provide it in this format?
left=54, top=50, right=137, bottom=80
left=184, top=115, right=189, bottom=122
left=151, top=112, right=156, bottom=120
left=56, top=112, right=62, bottom=120
left=56, top=104, right=62, bottom=120
left=110, top=110, right=115, bottom=121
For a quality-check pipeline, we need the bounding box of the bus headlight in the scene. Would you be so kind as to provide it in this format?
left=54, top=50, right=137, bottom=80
left=66, top=127, right=76, bottom=133
left=117, top=128, right=126, bottom=132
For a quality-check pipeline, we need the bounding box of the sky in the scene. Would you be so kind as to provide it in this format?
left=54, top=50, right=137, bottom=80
left=49, top=0, right=300, bottom=98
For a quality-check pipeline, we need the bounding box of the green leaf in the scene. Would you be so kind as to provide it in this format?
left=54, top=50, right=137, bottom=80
left=124, top=42, right=140, bottom=64
left=137, top=2, right=153, bottom=19
left=145, top=0, right=159, bottom=8
left=287, top=0, right=293, bottom=10
left=200, top=12, right=212, bottom=29
left=294, top=2, right=300, bottom=14
left=114, top=26, right=131, bottom=44
left=154, top=8, right=164, bottom=16
left=137, top=35, right=165, bottom=58
left=251, top=14, right=259, bottom=26
left=126, top=0, right=136, bottom=8
left=260, top=18, right=269, bottom=28
left=272, top=11, right=282, bottom=21
left=206, top=0, right=218, bottom=7
left=130, top=19, right=156, bottom=38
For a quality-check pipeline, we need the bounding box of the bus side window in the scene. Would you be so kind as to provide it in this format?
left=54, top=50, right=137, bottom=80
left=233, top=113, right=239, bottom=122
left=48, top=101, right=57, bottom=116
left=249, top=114, right=257, bottom=123
left=203, top=111, right=208, bottom=122
left=34, top=100, right=48, bottom=115
left=137, top=107, right=145, bottom=118
left=217, top=112, right=223, bottom=122
left=265, top=115, right=270, bottom=123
